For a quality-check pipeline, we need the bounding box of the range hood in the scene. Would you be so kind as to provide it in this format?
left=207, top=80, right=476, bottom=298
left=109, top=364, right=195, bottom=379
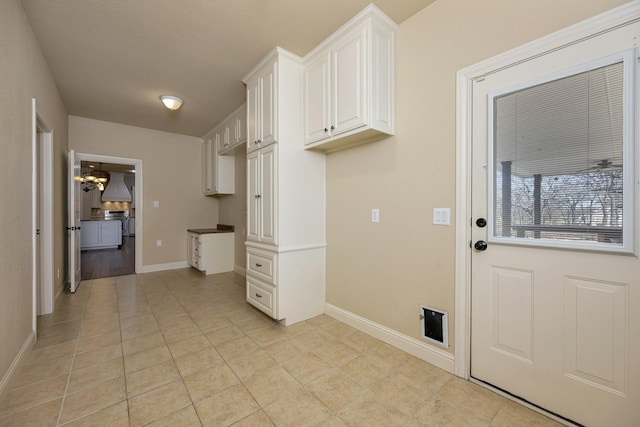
left=101, top=172, right=132, bottom=202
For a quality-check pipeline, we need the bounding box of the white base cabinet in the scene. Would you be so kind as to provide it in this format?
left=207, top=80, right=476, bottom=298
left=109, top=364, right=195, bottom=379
left=188, top=231, right=234, bottom=275
left=80, top=220, right=122, bottom=250
left=243, top=47, right=327, bottom=326
left=246, top=246, right=325, bottom=325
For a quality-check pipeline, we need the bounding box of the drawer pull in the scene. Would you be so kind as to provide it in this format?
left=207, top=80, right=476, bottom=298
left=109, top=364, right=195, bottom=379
left=255, top=293, right=263, bottom=298
left=255, top=263, right=262, bottom=267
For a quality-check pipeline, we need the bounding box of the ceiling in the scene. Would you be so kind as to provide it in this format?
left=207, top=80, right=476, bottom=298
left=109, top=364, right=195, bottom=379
left=21, top=0, right=436, bottom=137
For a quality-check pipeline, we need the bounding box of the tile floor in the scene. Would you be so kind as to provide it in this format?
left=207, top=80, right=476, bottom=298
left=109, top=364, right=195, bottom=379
left=0, top=269, right=564, bottom=426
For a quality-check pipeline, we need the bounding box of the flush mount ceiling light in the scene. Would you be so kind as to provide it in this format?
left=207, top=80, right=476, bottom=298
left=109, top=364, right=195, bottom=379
left=160, top=95, right=183, bottom=111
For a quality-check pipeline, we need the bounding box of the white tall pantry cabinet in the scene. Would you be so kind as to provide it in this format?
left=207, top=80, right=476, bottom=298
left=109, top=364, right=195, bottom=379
left=243, top=48, right=326, bottom=326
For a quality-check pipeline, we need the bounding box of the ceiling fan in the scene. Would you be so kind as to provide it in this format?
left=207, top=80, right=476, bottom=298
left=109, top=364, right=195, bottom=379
left=577, top=159, right=623, bottom=173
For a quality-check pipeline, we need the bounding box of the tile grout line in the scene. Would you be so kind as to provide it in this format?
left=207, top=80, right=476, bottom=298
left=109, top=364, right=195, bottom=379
left=54, top=282, right=90, bottom=427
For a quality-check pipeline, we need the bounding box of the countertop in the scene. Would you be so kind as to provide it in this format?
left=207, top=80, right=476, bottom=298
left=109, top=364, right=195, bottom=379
left=187, top=224, right=235, bottom=234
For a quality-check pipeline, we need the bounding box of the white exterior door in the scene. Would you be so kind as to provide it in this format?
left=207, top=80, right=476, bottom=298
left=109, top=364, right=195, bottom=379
left=470, top=23, right=640, bottom=427
left=67, top=149, right=81, bottom=293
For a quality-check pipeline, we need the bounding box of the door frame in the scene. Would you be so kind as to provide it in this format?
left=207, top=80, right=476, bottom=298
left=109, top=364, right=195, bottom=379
left=454, top=2, right=640, bottom=379
left=31, top=99, right=54, bottom=327
left=74, top=152, right=143, bottom=274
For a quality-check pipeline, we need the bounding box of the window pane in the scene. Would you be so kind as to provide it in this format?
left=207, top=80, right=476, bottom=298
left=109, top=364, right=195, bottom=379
left=493, top=61, right=624, bottom=246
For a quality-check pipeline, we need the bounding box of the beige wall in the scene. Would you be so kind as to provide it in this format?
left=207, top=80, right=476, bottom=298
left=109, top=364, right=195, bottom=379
left=0, top=0, right=68, bottom=387
left=69, top=116, right=219, bottom=268
left=325, top=0, right=627, bottom=354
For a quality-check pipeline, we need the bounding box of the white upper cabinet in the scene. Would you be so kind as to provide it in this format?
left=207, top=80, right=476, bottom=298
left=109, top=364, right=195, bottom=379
left=246, top=58, right=277, bottom=153
left=219, top=103, right=247, bottom=155
left=303, top=5, right=397, bottom=152
left=202, top=127, right=234, bottom=196
left=201, top=104, right=246, bottom=195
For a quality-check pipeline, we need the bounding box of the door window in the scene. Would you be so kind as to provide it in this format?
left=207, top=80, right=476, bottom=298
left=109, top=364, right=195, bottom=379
left=488, top=50, right=636, bottom=253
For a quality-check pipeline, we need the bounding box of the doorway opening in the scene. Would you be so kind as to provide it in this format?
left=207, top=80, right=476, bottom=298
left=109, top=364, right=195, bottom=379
left=70, top=153, right=143, bottom=283
left=79, top=161, right=136, bottom=280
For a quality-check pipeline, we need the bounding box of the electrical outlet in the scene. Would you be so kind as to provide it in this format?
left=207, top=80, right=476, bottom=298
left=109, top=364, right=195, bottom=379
left=156, top=240, right=162, bottom=247
left=153, top=200, right=160, bottom=208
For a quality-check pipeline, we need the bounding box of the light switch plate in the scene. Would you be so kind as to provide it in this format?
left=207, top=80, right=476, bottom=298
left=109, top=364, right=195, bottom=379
left=433, top=208, right=450, bottom=225
left=153, top=200, right=160, bottom=208
left=371, top=208, right=380, bottom=223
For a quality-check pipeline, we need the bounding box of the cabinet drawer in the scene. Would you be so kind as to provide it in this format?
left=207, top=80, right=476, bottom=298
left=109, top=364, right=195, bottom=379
left=247, top=277, right=276, bottom=318
left=247, top=248, right=276, bottom=283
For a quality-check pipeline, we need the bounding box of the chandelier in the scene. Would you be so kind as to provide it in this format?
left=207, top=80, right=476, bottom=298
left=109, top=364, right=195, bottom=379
left=80, top=164, right=109, bottom=192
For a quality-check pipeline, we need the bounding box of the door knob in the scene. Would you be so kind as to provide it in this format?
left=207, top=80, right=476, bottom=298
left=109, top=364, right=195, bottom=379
left=476, top=218, right=487, bottom=228
left=474, top=240, right=488, bottom=251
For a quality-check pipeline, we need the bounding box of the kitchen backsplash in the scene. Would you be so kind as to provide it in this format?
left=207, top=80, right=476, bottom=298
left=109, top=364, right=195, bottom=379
left=102, top=201, right=131, bottom=211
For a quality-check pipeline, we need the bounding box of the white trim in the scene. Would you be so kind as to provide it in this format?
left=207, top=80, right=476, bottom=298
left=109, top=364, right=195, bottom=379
left=74, top=152, right=143, bottom=274
left=454, top=1, right=640, bottom=379
left=31, top=99, right=37, bottom=333
left=245, top=240, right=327, bottom=253
left=0, top=330, right=35, bottom=405
left=325, top=303, right=454, bottom=373
left=36, top=109, right=54, bottom=315
left=142, top=261, right=190, bottom=273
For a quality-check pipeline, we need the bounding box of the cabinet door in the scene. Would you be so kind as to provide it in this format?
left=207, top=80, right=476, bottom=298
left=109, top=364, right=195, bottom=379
left=100, top=221, right=121, bottom=246
left=260, top=61, right=277, bottom=147
left=259, top=144, right=277, bottom=245
left=246, top=77, right=261, bottom=153
left=222, top=124, right=230, bottom=150
left=332, top=23, right=367, bottom=135
left=211, top=131, right=222, bottom=192
left=247, top=146, right=277, bottom=245
left=90, top=189, right=102, bottom=208
left=202, top=139, right=213, bottom=193
left=247, top=150, right=260, bottom=242
left=235, top=107, right=246, bottom=146
left=80, top=221, right=99, bottom=248
left=304, top=52, right=331, bottom=145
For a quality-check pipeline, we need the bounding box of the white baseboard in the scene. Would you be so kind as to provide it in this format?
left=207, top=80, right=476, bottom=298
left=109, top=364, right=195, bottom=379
left=0, top=330, right=36, bottom=404
left=325, top=303, right=454, bottom=373
left=234, top=265, right=247, bottom=276
left=142, top=261, right=190, bottom=273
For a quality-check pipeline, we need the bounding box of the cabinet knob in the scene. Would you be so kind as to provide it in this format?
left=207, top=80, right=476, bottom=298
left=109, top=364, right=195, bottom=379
left=255, top=194, right=261, bottom=199
left=255, top=293, right=263, bottom=298
left=255, top=263, right=262, bottom=267
left=324, top=128, right=328, bottom=132
left=331, top=125, right=335, bottom=130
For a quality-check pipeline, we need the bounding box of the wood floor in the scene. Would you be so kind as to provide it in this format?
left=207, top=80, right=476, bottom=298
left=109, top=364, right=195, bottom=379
left=81, top=236, right=135, bottom=280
